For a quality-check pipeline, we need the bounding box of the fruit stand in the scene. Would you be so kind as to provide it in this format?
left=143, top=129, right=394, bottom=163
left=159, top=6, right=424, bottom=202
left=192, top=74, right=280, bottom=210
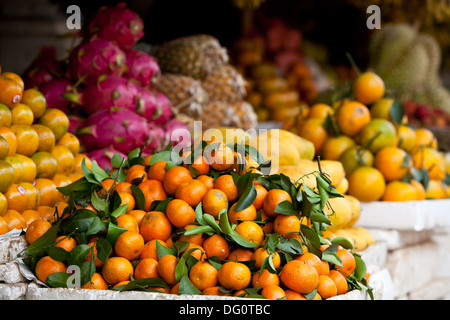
left=0, top=0, right=449, bottom=302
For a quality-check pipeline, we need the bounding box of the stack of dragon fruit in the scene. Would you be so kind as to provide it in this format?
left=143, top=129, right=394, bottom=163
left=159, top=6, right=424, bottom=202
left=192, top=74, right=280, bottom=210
left=22, top=3, right=188, bottom=168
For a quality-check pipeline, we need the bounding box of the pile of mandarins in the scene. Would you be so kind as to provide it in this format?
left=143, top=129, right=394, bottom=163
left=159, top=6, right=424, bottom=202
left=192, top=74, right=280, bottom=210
left=292, top=71, right=450, bottom=202
left=22, top=140, right=371, bottom=300
left=0, top=69, right=91, bottom=236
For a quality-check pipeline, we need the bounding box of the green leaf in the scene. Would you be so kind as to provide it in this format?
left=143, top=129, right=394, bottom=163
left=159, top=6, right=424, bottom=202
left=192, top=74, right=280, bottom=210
left=156, top=240, right=176, bottom=259
left=149, top=151, right=172, bottom=165
left=194, top=202, right=205, bottom=226
left=90, top=190, right=108, bottom=212
left=183, top=225, right=215, bottom=236
left=202, top=214, right=222, bottom=234
left=80, top=260, right=96, bottom=286
left=178, top=275, right=201, bottom=295
left=130, top=185, right=146, bottom=210
left=91, top=160, right=109, bottom=182
left=57, top=177, right=91, bottom=196
left=389, top=100, right=405, bottom=124
left=331, top=237, right=354, bottom=250
left=67, top=244, right=91, bottom=266
left=86, top=216, right=107, bottom=236
left=110, top=204, right=128, bottom=218
left=227, top=232, right=259, bottom=248
left=149, top=198, right=172, bottom=213
left=24, top=220, right=61, bottom=257
left=303, top=288, right=318, bottom=300
left=60, top=209, right=97, bottom=234
left=46, top=272, right=70, bottom=288
left=95, top=238, right=112, bottom=263
left=353, top=253, right=367, bottom=281
left=274, top=200, right=296, bottom=215
left=233, top=181, right=257, bottom=211
left=105, top=222, right=127, bottom=247
left=48, top=246, right=70, bottom=262
left=113, top=277, right=167, bottom=291
left=111, top=152, right=126, bottom=168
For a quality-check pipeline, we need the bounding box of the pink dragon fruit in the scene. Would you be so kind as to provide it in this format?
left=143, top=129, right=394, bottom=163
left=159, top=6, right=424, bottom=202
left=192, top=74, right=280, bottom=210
left=38, top=78, right=75, bottom=113
left=22, top=47, right=63, bottom=88
left=123, top=49, right=160, bottom=87
left=141, top=124, right=166, bottom=156
left=136, top=88, right=173, bottom=125
left=68, top=114, right=86, bottom=135
left=88, top=2, right=144, bottom=51
left=62, top=75, right=141, bottom=115
left=164, top=118, right=191, bottom=149
left=68, top=38, right=126, bottom=81
left=77, top=108, right=151, bottom=154
left=87, top=147, right=126, bottom=170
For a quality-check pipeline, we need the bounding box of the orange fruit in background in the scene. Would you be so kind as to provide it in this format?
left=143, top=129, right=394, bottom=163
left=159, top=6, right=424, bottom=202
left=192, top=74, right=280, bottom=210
left=295, top=252, right=328, bottom=276
left=98, top=178, right=115, bottom=195
left=202, top=188, right=229, bottom=218
left=252, top=247, right=281, bottom=270
left=196, top=174, right=214, bottom=191
left=175, top=179, right=207, bottom=207
left=353, top=71, right=385, bottom=105
left=54, top=235, right=77, bottom=253
left=397, top=124, right=416, bottom=154
left=102, top=257, right=134, bottom=285
left=339, top=145, right=374, bottom=175
left=298, top=117, right=328, bottom=153
left=5, top=156, right=24, bottom=184
left=157, top=254, right=178, bottom=286
left=81, top=272, right=108, bottom=290
left=21, top=209, right=41, bottom=226
left=382, top=181, right=417, bottom=202
left=31, top=151, right=58, bottom=179
left=214, top=174, right=238, bottom=202
left=347, top=166, right=386, bottom=202
left=37, top=206, right=55, bottom=221
left=178, top=224, right=205, bottom=246
left=307, top=103, right=334, bottom=120
left=181, top=242, right=205, bottom=261
left=147, top=160, right=167, bottom=182
left=285, top=289, right=308, bottom=300
left=252, top=184, right=268, bottom=211
left=0, top=136, right=10, bottom=160
left=114, top=230, right=145, bottom=261
left=413, top=128, right=438, bottom=152
left=10, top=103, right=34, bottom=126
left=217, top=261, right=251, bottom=290
left=112, top=280, right=131, bottom=289
left=14, top=154, right=37, bottom=182
left=374, top=146, right=411, bottom=181
left=204, top=142, right=234, bottom=171
left=139, top=210, right=172, bottom=242
left=0, top=103, right=12, bottom=127
left=51, top=145, right=74, bottom=175
left=335, top=249, right=356, bottom=278
left=328, top=269, right=348, bottom=295
left=0, top=75, right=23, bottom=108
left=263, top=189, right=292, bottom=217
left=32, top=124, right=56, bottom=153
left=335, top=100, right=371, bottom=137
left=134, top=258, right=159, bottom=280
left=166, top=199, right=196, bottom=229
left=117, top=191, right=135, bottom=212
left=162, top=166, right=193, bottom=195
left=410, top=179, right=426, bottom=200
left=234, top=221, right=265, bottom=245
left=115, top=213, right=139, bottom=233
left=10, top=125, right=39, bottom=157
left=2, top=209, right=27, bottom=230
left=273, top=214, right=300, bottom=239
left=84, top=242, right=105, bottom=268
left=138, top=179, right=167, bottom=211
left=317, top=274, right=338, bottom=299
left=34, top=178, right=59, bottom=207
left=203, top=234, right=230, bottom=260
left=1, top=72, right=24, bottom=91
left=227, top=248, right=253, bottom=262
left=357, top=118, right=397, bottom=154
left=0, top=215, right=10, bottom=235
left=252, top=269, right=280, bottom=289
left=0, top=192, right=7, bottom=216
left=425, top=180, right=448, bottom=199
left=140, top=239, right=168, bottom=261
left=73, top=154, right=91, bottom=174
left=321, top=135, right=355, bottom=161
left=261, top=284, right=286, bottom=300
left=228, top=203, right=257, bottom=225
left=411, top=147, right=445, bottom=181
left=20, top=88, right=46, bottom=119
left=183, top=152, right=210, bottom=176
left=0, top=160, right=15, bottom=193
left=4, top=183, right=36, bottom=213
left=56, top=132, right=80, bottom=156
left=25, top=219, right=51, bottom=244
left=0, top=127, right=17, bottom=156
left=113, top=181, right=132, bottom=194
left=127, top=209, right=146, bottom=225
left=38, top=108, right=69, bottom=141
left=279, top=259, right=319, bottom=294
left=34, top=255, right=66, bottom=283
left=189, top=260, right=219, bottom=291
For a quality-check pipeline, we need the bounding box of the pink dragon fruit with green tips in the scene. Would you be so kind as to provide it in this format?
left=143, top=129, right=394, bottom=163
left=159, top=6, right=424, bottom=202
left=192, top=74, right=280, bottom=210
left=87, top=147, right=126, bottom=170
left=88, top=2, right=144, bottom=51
left=38, top=78, right=74, bottom=113
left=77, top=108, right=151, bottom=154
left=142, top=124, right=166, bottom=156
left=164, top=118, right=191, bottom=149
left=136, top=88, right=173, bottom=125
left=123, top=49, right=160, bottom=88
left=62, top=75, right=141, bottom=115
left=68, top=38, right=126, bottom=81
left=68, top=114, right=86, bottom=135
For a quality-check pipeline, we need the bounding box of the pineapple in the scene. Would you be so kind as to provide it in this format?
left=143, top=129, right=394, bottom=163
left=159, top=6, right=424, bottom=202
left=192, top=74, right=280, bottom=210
left=152, top=34, right=229, bottom=80
left=200, top=100, right=257, bottom=130
left=201, top=64, right=247, bottom=104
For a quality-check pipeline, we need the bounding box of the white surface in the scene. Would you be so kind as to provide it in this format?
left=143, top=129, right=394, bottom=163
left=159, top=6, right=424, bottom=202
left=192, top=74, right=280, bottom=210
left=355, top=199, right=450, bottom=231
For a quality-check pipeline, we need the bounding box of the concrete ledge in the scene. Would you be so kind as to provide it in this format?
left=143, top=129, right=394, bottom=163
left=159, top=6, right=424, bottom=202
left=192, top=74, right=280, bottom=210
left=0, top=261, right=27, bottom=283
left=0, top=235, right=28, bottom=264
left=0, top=283, right=29, bottom=300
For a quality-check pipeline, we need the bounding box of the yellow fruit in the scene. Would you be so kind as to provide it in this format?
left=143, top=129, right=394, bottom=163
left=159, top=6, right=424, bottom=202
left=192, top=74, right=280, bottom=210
left=347, top=166, right=386, bottom=202
left=357, top=119, right=397, bottom=154
left=411, top=147, right=445, bottom=181
left=325, top=197, right=353, bottom=232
